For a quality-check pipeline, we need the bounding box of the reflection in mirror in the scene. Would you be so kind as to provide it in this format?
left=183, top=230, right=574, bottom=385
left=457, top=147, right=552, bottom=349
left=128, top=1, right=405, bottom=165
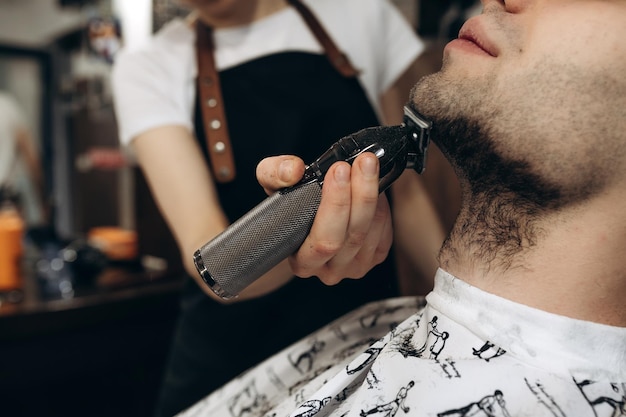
left=0, top=54, right=47, bottom=227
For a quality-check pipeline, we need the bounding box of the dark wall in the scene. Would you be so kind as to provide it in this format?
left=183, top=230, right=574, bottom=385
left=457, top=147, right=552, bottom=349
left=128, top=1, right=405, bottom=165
left=419, top=0, right=479, bottom=39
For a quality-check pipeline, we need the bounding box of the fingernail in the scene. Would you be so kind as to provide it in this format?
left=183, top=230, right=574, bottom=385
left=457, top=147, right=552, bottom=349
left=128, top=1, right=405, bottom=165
left=361, top=155, right=377, bottom=177
left=278, top=159, right=293, bottom=182
left=334, top=164, right=350, bottom=184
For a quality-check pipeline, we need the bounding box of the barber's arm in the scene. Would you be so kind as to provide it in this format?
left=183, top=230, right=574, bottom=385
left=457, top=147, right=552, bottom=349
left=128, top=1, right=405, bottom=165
left=132, top=125, right=294, bottom=302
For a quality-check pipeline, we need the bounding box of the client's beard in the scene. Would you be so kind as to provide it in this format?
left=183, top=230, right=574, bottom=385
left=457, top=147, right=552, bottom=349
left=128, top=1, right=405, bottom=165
left=408, top=80, right=567, bottom=270
left=427, top=116, right=562, bottom=269
left=409, top=66, right=615, bottom=270
left=410, top=71, right=602, bottom=211
left=430, top=116, right=563, bottom=210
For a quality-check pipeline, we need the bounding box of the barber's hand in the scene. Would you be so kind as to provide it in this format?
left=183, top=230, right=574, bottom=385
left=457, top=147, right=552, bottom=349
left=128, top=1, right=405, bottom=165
left=256, top=153, right=393, bottom=285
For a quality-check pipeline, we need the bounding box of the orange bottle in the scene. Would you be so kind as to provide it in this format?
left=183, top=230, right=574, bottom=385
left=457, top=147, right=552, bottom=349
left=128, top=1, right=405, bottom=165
left=0, top=196, right=24, bottom=293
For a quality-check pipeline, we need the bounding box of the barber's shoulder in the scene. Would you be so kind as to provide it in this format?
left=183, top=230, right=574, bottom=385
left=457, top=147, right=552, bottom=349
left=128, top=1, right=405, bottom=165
left=155, top=17, right=195, bottom=47
left=114, top=18, right=194, bottom=78
left=118, top=18, right=193, bottom=57
left=304, top=0, right=383, bottom=39
left=306, top=0, right=377, bottom=14
left=326, top=0, right=387, bottom=14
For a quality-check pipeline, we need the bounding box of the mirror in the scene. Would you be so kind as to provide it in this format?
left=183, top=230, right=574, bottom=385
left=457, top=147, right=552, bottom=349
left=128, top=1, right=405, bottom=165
left=0, top=45, right=52, bottom=227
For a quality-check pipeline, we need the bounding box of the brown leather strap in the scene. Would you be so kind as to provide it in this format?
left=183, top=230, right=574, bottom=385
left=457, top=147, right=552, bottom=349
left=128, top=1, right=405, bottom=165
left=195, top=2, right=359, bottom=182
left=287, top=0, right=360, bottom=78
left=196, top=22, right=236, bottom=183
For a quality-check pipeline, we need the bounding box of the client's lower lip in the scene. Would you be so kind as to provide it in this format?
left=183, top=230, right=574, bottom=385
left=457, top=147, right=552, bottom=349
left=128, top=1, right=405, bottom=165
left=445, top=38, right=495, bottom=57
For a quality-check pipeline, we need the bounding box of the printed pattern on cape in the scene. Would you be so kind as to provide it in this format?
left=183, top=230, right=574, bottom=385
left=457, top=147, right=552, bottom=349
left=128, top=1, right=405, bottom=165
left=178, top=270, right=626, bottom=417
left=347, top=303, right=625, bottom=417
left=177, top=297, right=424, bottom=417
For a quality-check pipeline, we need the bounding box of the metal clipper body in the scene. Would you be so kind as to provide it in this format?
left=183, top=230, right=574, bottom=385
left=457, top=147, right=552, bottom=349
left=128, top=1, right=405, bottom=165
left=194, top=106, right=431, bottom=299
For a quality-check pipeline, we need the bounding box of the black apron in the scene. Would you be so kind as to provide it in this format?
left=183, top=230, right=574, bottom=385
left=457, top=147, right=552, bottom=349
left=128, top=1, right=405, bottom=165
left=154, top=19, right=400, bottom=417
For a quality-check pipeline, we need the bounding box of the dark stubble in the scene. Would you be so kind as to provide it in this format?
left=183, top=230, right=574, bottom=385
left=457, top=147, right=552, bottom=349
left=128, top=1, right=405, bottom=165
left=408, top=71, right=598, bottom=271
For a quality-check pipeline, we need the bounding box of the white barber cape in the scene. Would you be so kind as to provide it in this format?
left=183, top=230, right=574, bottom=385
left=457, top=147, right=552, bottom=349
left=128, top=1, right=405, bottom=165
left=179, top=269, right=626, bottom=417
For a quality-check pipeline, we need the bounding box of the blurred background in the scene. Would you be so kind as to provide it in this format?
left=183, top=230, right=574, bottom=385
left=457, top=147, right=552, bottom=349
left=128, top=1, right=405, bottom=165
left=0, top=0, right=478, bottom=416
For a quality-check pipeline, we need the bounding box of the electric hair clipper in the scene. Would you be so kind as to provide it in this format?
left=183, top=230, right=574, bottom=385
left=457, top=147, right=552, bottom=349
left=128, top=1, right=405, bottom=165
left=194, top=106, right=432, bottom=299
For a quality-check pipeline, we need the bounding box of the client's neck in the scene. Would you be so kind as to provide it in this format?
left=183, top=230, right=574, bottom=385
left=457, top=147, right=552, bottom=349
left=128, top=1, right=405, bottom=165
left=439, top=186, right=626, bottom=327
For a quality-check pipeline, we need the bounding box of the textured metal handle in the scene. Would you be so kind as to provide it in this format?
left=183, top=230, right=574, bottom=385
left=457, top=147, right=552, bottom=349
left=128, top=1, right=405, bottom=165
left=194, top=181, right=322, bottom=298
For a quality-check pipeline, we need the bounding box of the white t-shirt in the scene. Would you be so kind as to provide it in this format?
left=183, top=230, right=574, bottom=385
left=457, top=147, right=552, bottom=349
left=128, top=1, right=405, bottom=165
left=179, top=269, right=626, bottom=416
left=112, top=0, right=424, bottom=146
